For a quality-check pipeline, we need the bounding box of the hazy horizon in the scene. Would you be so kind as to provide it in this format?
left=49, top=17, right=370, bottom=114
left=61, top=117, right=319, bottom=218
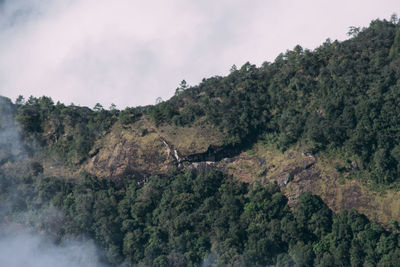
left=0, top=0, right=399, bottom=109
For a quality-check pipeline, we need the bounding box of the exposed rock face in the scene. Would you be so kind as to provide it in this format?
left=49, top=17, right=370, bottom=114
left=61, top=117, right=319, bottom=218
left=85, top=126, right=177, bottom=182
left=84, top=119, right=229, bottom=181
left=188, top=161, right=216, bottom=173
left=206, top=144, right=400, bottom=228
left=83, top=116, right=244, bottom=181
left=79, top=118, right=400, bottom=229
left=276, top=157, right=316, bottom=188
left=284, top=163, right=321, bottom=207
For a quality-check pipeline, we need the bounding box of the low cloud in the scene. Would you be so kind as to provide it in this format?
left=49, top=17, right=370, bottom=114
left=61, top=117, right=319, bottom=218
left=0, top=96, right=24, bottom=163
left=0, top=227, right=107, bottom=267
left=0, top=0, right=399, bottom=108
left=0, top=96, right=107, bottom=267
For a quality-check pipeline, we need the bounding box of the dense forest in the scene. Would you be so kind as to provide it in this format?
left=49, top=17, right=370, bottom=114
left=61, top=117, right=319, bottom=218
left=150, top=16, right=400, bottom=186
left=11, top=16, right=400, bottom=186
left=1, top=16, right=400, bottom=266
left=2, top=169, right=400, bottom=266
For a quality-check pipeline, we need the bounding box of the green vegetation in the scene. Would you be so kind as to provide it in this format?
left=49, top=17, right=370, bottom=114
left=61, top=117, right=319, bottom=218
left=1, top=169, right=400, bottom=266
left=2, top=16, right=400, bottom=267
left=12, top=18, right=400, bottom=185
left=147, top=18, right=400, bottom=185
left=14, top=96, right=119, bottom=165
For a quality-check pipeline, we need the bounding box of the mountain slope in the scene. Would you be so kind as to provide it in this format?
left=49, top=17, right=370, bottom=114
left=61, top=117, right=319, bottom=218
left=1, top=16, right=400, bottom=266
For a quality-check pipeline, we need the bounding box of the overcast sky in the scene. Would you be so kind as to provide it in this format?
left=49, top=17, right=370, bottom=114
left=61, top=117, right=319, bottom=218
left=0, top=0, right=399, bottom=109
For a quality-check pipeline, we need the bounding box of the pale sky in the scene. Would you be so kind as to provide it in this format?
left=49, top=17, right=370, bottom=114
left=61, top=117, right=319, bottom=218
left=0, top=0, right=399, bottom=109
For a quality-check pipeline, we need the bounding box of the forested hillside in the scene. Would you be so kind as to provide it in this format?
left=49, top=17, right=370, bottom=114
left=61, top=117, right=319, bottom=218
left=151, top=17, right=400, bottom=186
left=1, top=16, right=400, bottom=266
left=2, top=168, right=400, bottom=266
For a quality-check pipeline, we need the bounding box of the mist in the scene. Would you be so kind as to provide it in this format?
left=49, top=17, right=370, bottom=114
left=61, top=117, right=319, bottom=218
left=0, top=96, right=24, bottom=163
left=0, top=227, right=107, bottom=267
left=0, top=96, right=108, bottom=267
left=0, top=0, right=399, bottom=108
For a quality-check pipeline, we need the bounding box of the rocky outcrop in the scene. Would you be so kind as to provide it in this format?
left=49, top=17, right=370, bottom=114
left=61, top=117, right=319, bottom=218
left=80, top=119, right=400, bottom=229
left=84, top=119, right=230, bottom=181
left=276, top=157, right=316, bottom=187
left=85, top=126, right=177, bottom=182
left=188, top=161, right=216, bottom=173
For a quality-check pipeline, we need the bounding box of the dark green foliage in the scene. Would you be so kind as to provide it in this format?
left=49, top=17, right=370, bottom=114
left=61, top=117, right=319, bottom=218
left=3, top=16, right=400, bottom=267
left=9, top=18, right=400, bottom=184
left=2, top=169, right=400, bottom=266
left=118, top=107, right=142, bottom=125
left=144, top=18, right=400, bottom=184
left=148, top=101, right=178, bottom=125
left=296, top=193, right=333, bottom=241
left=11, top=18, right=400, bottom=185
left=14, top=96, right=118, bottom=165
left=389, top=23, right=400, bottom=58
left=15, top=96, right=44, bottom=143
